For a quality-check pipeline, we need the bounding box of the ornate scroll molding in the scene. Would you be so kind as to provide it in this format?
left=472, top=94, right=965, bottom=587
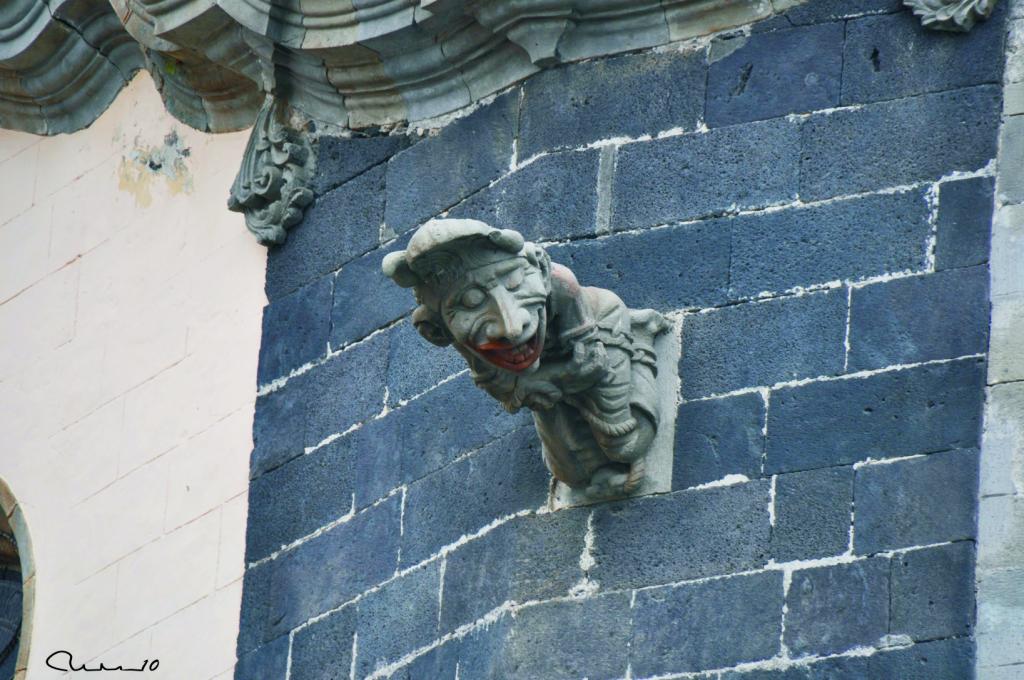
left=383, top=219, right=673, bottom=500
left=227, top=97, right=316, bottom=246
left=903, top=0, right=998, bottom=31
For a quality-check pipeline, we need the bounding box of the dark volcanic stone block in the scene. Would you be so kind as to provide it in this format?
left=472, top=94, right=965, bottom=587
left=632, top=571, right=783, bottom=676
left=440, top=510, right=587, bottom=632
left=237, top=560, right=274, bottom=653
left=267, top=494, right=401, bottom=637
left=449, top=149, right=600, bottom=242
left=848, top=266, right=990, bottom=370
left=672, top=392, right=766, bottom=489
left=385, top=321, right=465, bottom=406
left=290, top=606, right=356, bottom=680
left=400, top=427, right=550, bottom=567
left=257, top=275, right=333, bottom=385
left=250, top=371, right=312, bottom=478
left=890, top=541, right=975, bottom=641
left=266, top=165, right=385, bottom=301
left=842, top=8, right=1004, bottom=105
left=545, top=220, right=731, bottom=311
left=385, top=91, right=517, bottom=234
left=356, top=562, right=441, bottom=678
left=771, top=466, right=853, bottom=562
left=519, top=50, right=705, bottom=157
left=680, top=289, right=847, bottom=398
left=313, top=134, right=411, bottom=196
left=303, top=331, right=389, bottom=447
left=352, top=373, right=529, bottom=508
left=935, top=176, right=994, bottom=271
left=867, top=637, right=975, bottom=679
left=799, top=86, right=1001, bottom=200
left=589, top=481, right=771, bottom=589
left=854, top=448, right=979, bottom=554
left=720, top=655, right=870, bottom=679
left=234, top=634, right=289, bottom=680
left=612, top=118, right=799, bottom=230
left=728, top=189, right=930, bottom=297
left=707, top=22, right=843, bottom=127
left=765, top=358, right=985, bottom=473
left=499, top=594, right=631, bottom=680
left=330, top=235, right=415, bottom=349
left=245, top=436, right=356, bottom=562
left=784, top=558, right=890, bottom=656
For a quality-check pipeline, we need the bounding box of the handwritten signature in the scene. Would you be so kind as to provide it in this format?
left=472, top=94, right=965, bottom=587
left=46, top=651, right=160, bottom=672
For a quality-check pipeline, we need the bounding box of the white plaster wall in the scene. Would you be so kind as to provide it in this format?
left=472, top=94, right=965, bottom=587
left=0, top=72, right=266, bottom=679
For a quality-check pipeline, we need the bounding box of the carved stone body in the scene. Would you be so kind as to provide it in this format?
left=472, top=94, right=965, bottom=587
left=383, top=219, right=670, bottom=498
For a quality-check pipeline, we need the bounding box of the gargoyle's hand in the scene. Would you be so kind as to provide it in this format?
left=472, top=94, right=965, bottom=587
left=516, top=379, right=563, bottom=411
left=563, top=341, right=609, bottom=389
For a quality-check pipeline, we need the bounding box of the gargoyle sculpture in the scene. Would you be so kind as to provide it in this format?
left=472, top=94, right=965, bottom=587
left=382, top=219, right=670, bottom=499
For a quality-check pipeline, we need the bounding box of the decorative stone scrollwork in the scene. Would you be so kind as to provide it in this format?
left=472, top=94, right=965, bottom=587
left=903, top=0, right=998, bottom=31
left=383, top=219, right=673, bottom=500
left=227, top=98, right=316, bottom=246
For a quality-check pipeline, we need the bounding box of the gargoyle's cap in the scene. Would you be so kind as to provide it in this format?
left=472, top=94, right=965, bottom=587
left=404, top=218, right=524, bottom=265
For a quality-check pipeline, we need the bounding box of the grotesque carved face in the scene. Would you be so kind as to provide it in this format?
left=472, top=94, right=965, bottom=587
left=442, top=257, right=548, bottom=373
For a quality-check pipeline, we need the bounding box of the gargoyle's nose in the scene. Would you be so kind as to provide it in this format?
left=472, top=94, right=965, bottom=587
left=487, top=288, right=527, bottom=342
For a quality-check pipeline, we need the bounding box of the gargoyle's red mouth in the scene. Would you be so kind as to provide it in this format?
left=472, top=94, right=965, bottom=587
left=475, top=333, right=542, bottom=373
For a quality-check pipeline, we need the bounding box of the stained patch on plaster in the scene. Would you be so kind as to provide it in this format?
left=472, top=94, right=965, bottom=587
left=118, top=130, right=193, bottom=207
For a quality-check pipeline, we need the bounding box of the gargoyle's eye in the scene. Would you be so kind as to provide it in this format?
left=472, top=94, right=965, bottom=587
left=460, top=287, right=486, bottom=309
left=505, top=268, right=523, bottom=290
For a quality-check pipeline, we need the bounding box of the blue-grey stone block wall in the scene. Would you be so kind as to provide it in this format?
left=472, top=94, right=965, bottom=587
left=237, top=1, right=1004, bottom=677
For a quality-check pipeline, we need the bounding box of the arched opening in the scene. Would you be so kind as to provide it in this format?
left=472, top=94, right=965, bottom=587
left=0, top=481, right=31, bottom=680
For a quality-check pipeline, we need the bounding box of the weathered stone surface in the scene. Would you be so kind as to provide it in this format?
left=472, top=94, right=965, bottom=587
left=990, top=292, right=1024, bottom=384
left=266, top=166, right=386, bottom=301
left=448, top=149, right=600, bottom=242
left=976, top=566, right=1024, bottom=669
left=997, top=114, right=1024, bottom=205
left=385, top=92, right=518, bottom=234
left=847, top=266, right=990, bottom=370
left=867, top=637, right=975, bottom=680
left=978, top=494, right=1024, bottom=571
left=257, top=275, right=333, bottom=385
left=351, top=374, right=529, bottom=508
left=589, top=481, right=771, bottom=589
left=303, top=331, right=389, bottom=448
left=672, top=393, right=765, bottom=489
left=250, top=371, right=314, bottom=478
left=799, top=86, right=1001, bottom=200
left=234, top=634, right=288, bottom=680
left=765, top=359, right=985, bottom=473
left=290, top=606, right=355, bottom=680
left=784, top=558, right=890, bottom=656
left=979, top=381, right=1024, bottom=497
left=681, top=289, right=846, bottom=398
left=720, top=656, right=870, bottom=679
left=935, top=176, right=995, bottom=271
left=891, top=541, right=975, bottom=641
left=854, top=448, right=979, bottom=554
left=356, top=562, right=442, bottom=677
left=778, top=0, right=902, bottom=26
left=771, top=466, right=853, bottom=562
left=384, top=322, right=465, bottom=406
left=518, top=50, right=705, bottom=157
left=439, top=510, right=587, bottom=632
left=267, top=495, right=401, bottom=637
left=330, top=238, right=415, bottom=350
left=499, top=594, right=631, bottom=680
left=545, top=220, right=730, bottom=311
left=313, top=134, right=411, bottom=196
left=728, top=189, right=930, bottom=297
left=706, top=22, right=842, bottom=127
left=612, top=118, right=799, bottom=230
left=632, top=571, right=783, bottom=676
left=400, top=427, right=550, bottom=567
left=842, top=9, right=1004, bottom=105
left=245, top=436, right=355, bottom=562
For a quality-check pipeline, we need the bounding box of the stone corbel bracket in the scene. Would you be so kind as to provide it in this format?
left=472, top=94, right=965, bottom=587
left=227, top=97, right=316, bottom=246
left=903, top=0, right=998, bottom=31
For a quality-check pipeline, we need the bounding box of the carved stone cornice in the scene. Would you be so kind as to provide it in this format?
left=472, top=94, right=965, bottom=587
left=227, top=97, right=315, bottom=246
left=903, top=0, right=998, bottom=32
